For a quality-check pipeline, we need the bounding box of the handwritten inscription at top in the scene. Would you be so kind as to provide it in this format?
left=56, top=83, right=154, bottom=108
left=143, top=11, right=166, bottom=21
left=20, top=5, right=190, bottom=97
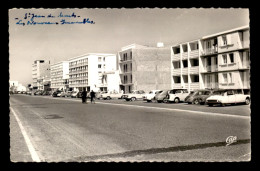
left=15, top=12, right=95, bottom=26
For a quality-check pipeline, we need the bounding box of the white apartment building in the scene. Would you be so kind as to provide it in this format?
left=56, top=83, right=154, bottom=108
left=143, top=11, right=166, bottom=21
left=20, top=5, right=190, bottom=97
left=50, top=61, right=69, bottom=91
left=171, top=25, right=250, bottom=92
left=68, top=53, right=119, bottom=92
left=32, top=60, right=51, bottom=90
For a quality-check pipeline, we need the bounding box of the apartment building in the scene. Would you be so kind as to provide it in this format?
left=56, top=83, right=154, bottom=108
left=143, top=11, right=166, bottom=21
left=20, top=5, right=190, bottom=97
left=50, top=61, right=69, bottom=91
left=171, top=40, right=201, bottom=91
left=171, top=25, right=250, bottom=92
left=32, top=60, right=51, bottom=90
left=200, top=25, right=250, bottom=90
left=118, top=43, right=172, bottom=93
left=68, top=53, right=118, bottom=92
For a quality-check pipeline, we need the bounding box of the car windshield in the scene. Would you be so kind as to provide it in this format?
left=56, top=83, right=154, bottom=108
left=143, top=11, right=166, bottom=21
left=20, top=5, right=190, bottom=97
left=160, top=90, right=168, bottom=95
left=213, top=90, right=226, bottom=96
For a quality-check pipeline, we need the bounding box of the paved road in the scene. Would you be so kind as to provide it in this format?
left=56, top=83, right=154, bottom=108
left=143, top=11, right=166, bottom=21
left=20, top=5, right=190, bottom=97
left=10, top=94, right=251, bottom=162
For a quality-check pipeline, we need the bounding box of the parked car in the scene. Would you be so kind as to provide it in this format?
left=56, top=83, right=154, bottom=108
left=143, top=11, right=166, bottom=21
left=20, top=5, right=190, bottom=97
left=206, top=89, right=250, bottom=107
left=155, top=90, right=170, bottom=103
left=98, top=91, right=123, bottom=100
left=42, top=90, right=52, bottom=96
left=96, top=91, right=108, bottom=100
left=143, top=90, right=162, bottom=102
left=167, top=89, right=190, bottom=103
left=123, top=90, right=146, bottom=101
left=34, top=90, right=43, bottom=95
left=185, top=89, right=213, bottom=105
left=52, top=90, right=62, bottom=97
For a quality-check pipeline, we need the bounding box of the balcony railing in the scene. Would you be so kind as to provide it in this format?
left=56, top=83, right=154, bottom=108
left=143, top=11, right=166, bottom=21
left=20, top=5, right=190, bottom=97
left=205, top=82, right=219, bottom=89
left=182, top=68, right=188, bottom=75
left=190, top=66, right=199, bottom=74
left=201, top=46, right=218, bottom=56
left=172, top=83, right=182, bottom=89
left=172, top=54, right=181, bottom=61
left=182, top=52, right=188, bottom=59
left=205, top=65, right=218, bottom=72
left=190, top=82, right=200, bottom=90
left=172, top=68, right=181, bottom=76
left=189, top=50, right=199, bottom=58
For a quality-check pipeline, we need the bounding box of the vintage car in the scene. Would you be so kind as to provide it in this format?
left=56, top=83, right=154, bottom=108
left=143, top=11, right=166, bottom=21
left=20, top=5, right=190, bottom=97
left=185, top=89, right=214, bottom=105
left=123, top=90, right=146, bottom=101
left=154, top=90, right=170, bottom=103
left=167, top=89, right=190, bottom=103
left=206, top=89, right=250, bottom=107
left=143, top=90, right=162, bottom=102
left=98, top=92, right=123, bottom=100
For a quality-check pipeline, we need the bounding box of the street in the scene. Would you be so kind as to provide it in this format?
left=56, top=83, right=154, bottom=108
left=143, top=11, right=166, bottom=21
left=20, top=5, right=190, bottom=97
left=10, top=94, right=251, bottom=162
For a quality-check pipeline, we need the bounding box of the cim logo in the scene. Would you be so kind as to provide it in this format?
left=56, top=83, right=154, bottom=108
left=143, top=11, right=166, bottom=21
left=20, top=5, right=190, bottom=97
left=226, top=136, right=237, bottom=146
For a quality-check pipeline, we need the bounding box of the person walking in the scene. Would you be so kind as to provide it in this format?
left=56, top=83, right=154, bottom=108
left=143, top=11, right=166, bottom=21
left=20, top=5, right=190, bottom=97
left=90, top=90, right=96, bottom=104
left=81, top=89, right=87, bottom=104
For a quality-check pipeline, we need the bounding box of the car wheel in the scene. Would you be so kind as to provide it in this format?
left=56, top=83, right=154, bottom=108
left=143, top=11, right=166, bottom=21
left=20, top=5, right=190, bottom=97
left=245, top=98, right=250, bottom=105
left=131, top=97, right=136, bottom=101
left=221, top=103, right=225, bottom=107
left=163, top=98, right=168, bottom=103
left=147, top=100, right=151, bottom=102
left=208, top=104, right=213, bottom=107
left=193, top=99, right=199, bottom=105
left=174, top=98, right=180, bottom=103
left=187, top=102, right=192, bottom=104
left=107, top=96, right=111, bottom=100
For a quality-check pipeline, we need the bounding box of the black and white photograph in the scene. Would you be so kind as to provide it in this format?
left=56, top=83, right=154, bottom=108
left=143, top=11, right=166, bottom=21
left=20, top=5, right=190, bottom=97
left=9, top=8, right=251, bottom=162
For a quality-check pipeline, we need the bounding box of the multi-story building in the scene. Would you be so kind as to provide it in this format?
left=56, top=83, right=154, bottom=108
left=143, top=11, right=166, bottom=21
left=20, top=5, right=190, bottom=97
left=200, top=25, right=250, bottom=90
left=118, top=43, right=172, bottom=93
left=171, top=40, right=201, bottom=91
left=171, top=25, right=250, bottom=92
left=50, top=61, right=69, bottom=91
left=31, top=60, right=51, bottom=90
left=68, top=53, right=118, bottom=92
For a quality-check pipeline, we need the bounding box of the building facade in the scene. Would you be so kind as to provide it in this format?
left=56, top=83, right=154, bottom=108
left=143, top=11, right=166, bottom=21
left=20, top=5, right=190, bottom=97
left=118, top=43, right=172, bottom=93
left=171, top=25, right=250, bottom=92
left=50, top=61, right=69, bottom=91
left=68, top=53, right=118, bottom=92
left=32, top=60, right=51, bottom=90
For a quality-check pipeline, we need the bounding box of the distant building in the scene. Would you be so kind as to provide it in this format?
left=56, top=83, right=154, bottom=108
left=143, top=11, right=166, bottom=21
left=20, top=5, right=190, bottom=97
left=32, top=60, right=51, bottom=90
left=50, top=61, right=69, bottom=91
left=118, top=43, right=172, bottom=93
left=68, top=53, right=118, bottom=92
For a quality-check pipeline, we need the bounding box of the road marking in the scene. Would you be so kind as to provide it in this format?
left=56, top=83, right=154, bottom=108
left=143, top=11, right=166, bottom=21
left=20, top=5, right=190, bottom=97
left=42, top=96, right=250, bottom=120
left=10, top=107, right=41, bottom=162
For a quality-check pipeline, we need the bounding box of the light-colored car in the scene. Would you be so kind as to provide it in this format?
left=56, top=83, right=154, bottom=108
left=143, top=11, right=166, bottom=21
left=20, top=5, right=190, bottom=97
left=155, top=90, right=170, bottom=103
left=167, top=89, right=190, bottom=103
left=96, top=91, right=108, bottom=99
left=123, top=90, right=146, bottom=101
left=99, top=92, right=123, bottom=100
left=143, top=90, right=162, bottom=102
left=71, top=91, right=79, bottom=98
left=206, top=89, right=250, bottom=107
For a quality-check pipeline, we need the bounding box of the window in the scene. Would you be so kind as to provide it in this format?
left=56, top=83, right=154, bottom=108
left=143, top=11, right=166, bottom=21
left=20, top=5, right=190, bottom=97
left=98, top=64, right=102, bottom=68
left=229, top=53, right=234, bottom=63
left=98, top=57, right=102, bottom=62
left=194, top=75, right=199, bottom=82
left=223, top=54, right=227, bottom=64
left=222, top=36, right=227, bottom=46
left=223, top=73, right=228, bottom=83
left=183, top=60, right=188, bottom=68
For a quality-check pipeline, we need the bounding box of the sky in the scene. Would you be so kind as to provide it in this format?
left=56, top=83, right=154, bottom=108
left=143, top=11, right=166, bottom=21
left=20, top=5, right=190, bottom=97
left=9, top=8, right=249, bottom=86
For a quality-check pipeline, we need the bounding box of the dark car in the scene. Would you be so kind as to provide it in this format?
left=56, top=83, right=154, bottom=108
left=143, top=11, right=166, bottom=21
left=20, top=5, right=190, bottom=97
left=52, top=90, right=62, bottom=97
left=185, top=89, right=213, bottom=105
left=76, top=91, right=83, bottom=98
left=34, top=90, right=43, bottom=95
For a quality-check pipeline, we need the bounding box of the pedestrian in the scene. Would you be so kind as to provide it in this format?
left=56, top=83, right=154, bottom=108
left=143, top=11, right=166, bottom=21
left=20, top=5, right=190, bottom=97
left=90, top=90, right=96, bottom=104
left=81, top=89, right=87, bottom=104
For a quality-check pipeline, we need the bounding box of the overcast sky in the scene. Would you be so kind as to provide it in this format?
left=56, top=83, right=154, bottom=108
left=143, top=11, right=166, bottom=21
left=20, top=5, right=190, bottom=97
left=9, top=8, right=249, bottom=86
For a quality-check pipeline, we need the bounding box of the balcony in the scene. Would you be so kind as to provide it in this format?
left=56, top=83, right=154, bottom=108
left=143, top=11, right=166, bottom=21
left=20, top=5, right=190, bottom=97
left=190, top=66, right=199, bottom=74
left=182, top=52, right=188, bottom=59
left=205, top=65, right=218, bottom=72
left=189, top=50, right=199, bottom=58
left=182, top=68, right=188, bottom=75
left=119, top=59, right=132, bottom=63
left=172, top=53, right=181, bottom=61
left=184, top=83, right=189, bottom=89
left=201, top=47, right=218, bottom=56
left=172, top=68, right=181, bottom=76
